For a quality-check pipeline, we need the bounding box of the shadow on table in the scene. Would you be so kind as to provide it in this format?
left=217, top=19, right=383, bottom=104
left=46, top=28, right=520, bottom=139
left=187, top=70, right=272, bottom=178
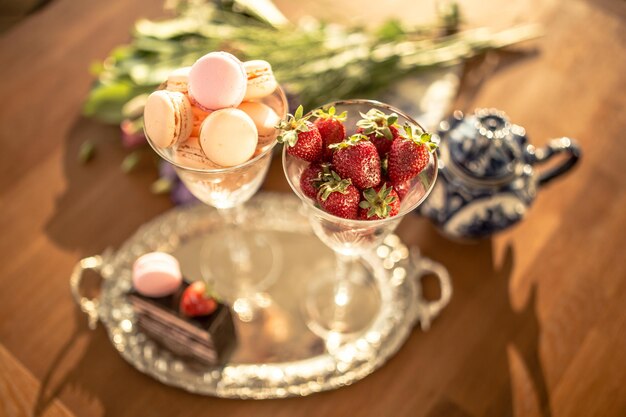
left=45, top=116, right=171, bottom=258
left=403, top=223, right=552, bottom=417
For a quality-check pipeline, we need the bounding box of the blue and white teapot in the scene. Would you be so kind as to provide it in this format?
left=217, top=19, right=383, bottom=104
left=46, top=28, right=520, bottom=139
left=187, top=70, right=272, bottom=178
left=419, top=108, right=581, bottom=240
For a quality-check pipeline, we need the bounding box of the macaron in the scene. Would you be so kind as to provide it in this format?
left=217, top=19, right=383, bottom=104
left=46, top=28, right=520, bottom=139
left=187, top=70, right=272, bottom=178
left=243, top=60, right=277, bottom=100
left=238, top=101, right=280, bottom=143
left=188, top=52, right=247, bottom=110
left=144, top=90, right=193, bottom=148
left=132, top=252, right=182, bottom=298
left=191, top=105, right=212, bottom=137
left=173, top=136, right=222, bottom=170
left=199, top=108, right=258, bottom=167
left=166, top=66, right=191, bottom=92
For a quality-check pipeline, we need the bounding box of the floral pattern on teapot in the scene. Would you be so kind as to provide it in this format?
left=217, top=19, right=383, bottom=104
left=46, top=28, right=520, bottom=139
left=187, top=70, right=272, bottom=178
left=419, top=108, right=581, bottom=240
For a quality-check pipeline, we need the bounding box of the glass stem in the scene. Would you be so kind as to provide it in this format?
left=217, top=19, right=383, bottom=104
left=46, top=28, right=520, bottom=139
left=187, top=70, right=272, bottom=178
left=216, top=205, right=252, bottom=277
left=333, top=253, right=357, bottom=327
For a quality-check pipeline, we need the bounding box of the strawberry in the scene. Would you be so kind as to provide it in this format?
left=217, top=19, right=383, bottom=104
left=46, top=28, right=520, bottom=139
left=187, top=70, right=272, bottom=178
left=316, top=171, right=360, bottom=219
left=392, top=179, right=411, bottom=201
left=277, top=105, right=323, bottom=162
left=313, top=106, right=347, bottom=161
left=179, top=281, right=218, bottom=317
left=299, top=162, right=331, bottom=199
left=356, top=109, right=401, bottom=157
left=358, top=183, right=400, bottom=220
left=331, top=134, right=381, bottom=190
left=388, top=124, right=438, bottom=184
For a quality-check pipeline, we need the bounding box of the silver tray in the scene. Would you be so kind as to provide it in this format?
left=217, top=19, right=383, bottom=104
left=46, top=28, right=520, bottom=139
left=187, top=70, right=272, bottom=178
left=70, top=193, right=451, bottom=399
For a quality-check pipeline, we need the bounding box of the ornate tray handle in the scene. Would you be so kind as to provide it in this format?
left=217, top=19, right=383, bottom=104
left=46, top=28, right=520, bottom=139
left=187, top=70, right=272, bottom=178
left=410, top=249, right=453, bottom=331
left=70, top=255, right=104, bottom=330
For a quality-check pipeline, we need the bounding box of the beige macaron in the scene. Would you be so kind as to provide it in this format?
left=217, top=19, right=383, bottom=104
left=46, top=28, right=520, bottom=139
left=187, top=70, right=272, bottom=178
left=173, top=136, right=222, bottom=170
left=144, top=90, right=193, bottom=148
left=243, top=60, right=278, bottom=100
left=238, top=101, right=280, bottom=144
left=199, top=108, right=258, bottom=167
left=166, top=66, right=191, bottom=92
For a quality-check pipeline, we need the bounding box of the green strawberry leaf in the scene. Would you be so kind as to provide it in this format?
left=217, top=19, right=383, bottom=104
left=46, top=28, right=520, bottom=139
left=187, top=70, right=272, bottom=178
left=382, top=126, right=392, bottom=140
left=294, top=105, right=304, bottom=120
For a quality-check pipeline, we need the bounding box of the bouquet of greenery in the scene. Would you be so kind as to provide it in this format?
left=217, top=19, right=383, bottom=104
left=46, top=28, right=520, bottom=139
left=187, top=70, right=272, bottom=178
left=82, top=0, right=539, bottom=203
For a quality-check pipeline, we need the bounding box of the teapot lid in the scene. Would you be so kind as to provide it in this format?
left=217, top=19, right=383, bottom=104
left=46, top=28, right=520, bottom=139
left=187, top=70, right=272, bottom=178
left=443, top=108, right=524, bottom=182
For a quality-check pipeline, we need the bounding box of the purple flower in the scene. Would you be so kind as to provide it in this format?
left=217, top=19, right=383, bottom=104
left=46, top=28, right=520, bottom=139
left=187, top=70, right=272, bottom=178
left=171, top=181, right=199, bottom=206
left=159, top=160, right=178, bottom=180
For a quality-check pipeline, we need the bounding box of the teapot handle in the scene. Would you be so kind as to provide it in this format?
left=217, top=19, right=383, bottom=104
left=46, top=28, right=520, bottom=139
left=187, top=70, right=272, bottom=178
left=528, top=137, right=581, bottom=187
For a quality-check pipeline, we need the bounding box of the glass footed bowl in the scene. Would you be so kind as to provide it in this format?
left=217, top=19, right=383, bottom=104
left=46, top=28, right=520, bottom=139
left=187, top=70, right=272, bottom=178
left=145, top=85, right=288, bottom=322
left=282, top=99, right=438, bottom=338
left=146, top=86, right=288, bottom=209
left=283, top=99, right=438, bottom=255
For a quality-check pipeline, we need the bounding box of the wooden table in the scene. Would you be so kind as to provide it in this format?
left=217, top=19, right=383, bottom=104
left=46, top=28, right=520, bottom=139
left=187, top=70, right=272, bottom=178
left=1, top=0, right=625, bottom=416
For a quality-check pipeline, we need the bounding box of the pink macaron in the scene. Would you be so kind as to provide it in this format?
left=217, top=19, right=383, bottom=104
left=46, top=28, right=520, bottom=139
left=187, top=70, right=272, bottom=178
left=188, top=52, right=247, bottom=110
left=132, top=252, right=183, bottom=297
left=144, top=90, right=193, bottom=148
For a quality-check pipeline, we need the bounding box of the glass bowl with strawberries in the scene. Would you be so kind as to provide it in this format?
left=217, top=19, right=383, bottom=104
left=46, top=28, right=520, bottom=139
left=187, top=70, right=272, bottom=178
left=280, top=100, right=438, bottom=339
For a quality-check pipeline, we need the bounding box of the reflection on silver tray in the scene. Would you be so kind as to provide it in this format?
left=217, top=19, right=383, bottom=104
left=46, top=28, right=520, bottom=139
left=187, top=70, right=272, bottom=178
left=71, top=193, right=451, bottom=399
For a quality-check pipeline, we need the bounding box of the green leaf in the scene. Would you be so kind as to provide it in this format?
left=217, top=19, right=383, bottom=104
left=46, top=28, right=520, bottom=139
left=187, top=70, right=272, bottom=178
left=363, top=188, right=377, bottom=201
left=388, top=114, right=398, bottom=125
left=376, top=19, right=406, bottom=41
left=278, top=130, right=298, bottom=147
left=89, top=61, right=104, bottom=76
left=78, top=140, right=96, bottom=164
left=359, top=201, right=369, bottom=209
left=294, top=105, right=304, bottom=120
left=83, top=81, right=139, bottom=124
left=151, top=177, right=174, bottom=194
left=121, top=151, right=141, bottom=173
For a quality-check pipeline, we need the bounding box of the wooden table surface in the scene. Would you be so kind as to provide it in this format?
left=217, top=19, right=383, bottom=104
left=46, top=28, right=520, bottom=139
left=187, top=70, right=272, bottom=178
left=1, top=0, right=625, bottom=416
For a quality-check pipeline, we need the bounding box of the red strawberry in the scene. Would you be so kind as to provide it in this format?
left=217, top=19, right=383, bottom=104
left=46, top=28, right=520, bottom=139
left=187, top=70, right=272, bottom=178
left=358, top=183, right=400, bottom=220
left=299, top=162, right=331, bottom=199
left=313, top=106, right=347, bottom=161
left=331, top=134, right=381, bottom=190
left=179, top=281, right=218, bottom=317
left=356, top=109, right=401, bottom=157
left=392, top=179, right=411, bottom=201
left=316, top=172, right=360, bottom=219
left=277, top=105, right=323, bottom=162
left=388, top=124, right=438, bottom=184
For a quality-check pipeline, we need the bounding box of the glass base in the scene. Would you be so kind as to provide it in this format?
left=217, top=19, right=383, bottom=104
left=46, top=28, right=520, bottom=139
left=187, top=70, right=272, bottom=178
left=201, top=229, right=282, bottom=322
left=304, top=259, right=381, bottom=341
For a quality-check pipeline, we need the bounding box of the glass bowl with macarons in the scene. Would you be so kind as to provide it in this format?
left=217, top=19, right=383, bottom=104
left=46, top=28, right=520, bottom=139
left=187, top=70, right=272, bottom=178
left=143, top=51, right=288, bottom=322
